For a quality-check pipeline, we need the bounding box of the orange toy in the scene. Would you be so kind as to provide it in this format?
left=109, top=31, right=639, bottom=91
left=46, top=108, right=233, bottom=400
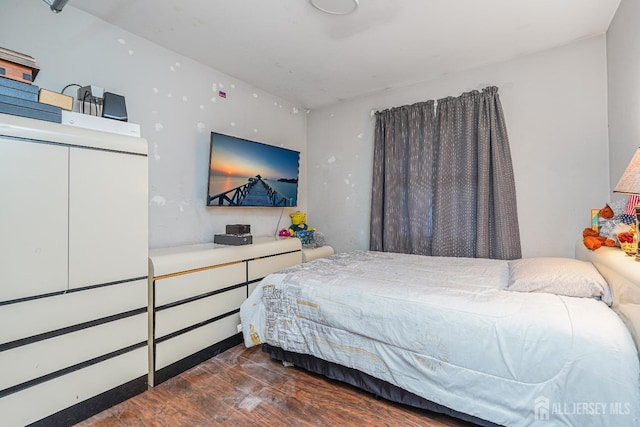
left=599, top=204, right=614, bottom=220
left=582, top=227, right=616, bottom=251
left=583, top=236, right=602, bottom=251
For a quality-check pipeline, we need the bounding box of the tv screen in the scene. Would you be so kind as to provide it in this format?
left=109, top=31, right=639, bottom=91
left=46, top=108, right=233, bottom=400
left=207, top=132, right=300, bottom=207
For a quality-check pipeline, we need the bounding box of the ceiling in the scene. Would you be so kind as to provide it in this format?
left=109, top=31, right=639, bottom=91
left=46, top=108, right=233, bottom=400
left=72, top=0, right=620, bottom=109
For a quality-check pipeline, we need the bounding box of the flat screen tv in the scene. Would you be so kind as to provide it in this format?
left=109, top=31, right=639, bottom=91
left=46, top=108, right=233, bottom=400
left=207, top=132, right=300, bottom=207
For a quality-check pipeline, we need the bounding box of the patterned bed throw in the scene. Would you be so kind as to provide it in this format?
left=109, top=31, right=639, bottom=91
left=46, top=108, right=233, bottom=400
left=241, top=251, right=640, bottom=426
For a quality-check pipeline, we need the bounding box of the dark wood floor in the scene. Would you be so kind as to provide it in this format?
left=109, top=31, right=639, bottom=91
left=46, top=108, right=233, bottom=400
left=75, top=344, right=473, bottom=427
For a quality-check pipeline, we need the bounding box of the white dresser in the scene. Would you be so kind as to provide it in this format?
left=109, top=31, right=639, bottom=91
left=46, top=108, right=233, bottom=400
left=148, top=236, right=302, bottom=386
left=0, top=113, right=148, bottom=426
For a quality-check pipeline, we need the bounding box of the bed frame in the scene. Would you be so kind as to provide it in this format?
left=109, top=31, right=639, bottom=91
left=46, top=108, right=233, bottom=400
left=262, top=344, right=498, bottom=426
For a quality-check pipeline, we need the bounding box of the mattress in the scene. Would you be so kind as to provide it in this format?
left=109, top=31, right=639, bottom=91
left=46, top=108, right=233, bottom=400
left=240, top=251, right=640, bottom=426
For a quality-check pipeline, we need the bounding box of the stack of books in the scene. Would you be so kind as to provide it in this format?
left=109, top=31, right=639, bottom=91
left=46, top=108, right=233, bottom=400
left=0, top=47, right=39, bottom=84
left=0, top=46, right=62, bottom=123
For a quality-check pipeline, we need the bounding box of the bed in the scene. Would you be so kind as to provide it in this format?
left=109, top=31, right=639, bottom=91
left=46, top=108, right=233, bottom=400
left=240, top=247, right=640, bottom=426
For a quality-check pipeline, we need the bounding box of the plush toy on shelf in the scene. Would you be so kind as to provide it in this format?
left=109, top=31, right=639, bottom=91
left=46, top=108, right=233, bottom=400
left=582, top=200, right=631, bottom=251
left=288, top=211, right=314, bottom=236
left=599, top=203, right=614, bottom=220
left=583, top=227, right=616, bottom=251
left=287, top=211, right=326, bottom=248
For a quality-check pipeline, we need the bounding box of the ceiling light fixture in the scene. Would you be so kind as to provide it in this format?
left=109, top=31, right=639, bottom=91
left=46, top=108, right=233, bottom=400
left=309, top=0, right=359, bottom=15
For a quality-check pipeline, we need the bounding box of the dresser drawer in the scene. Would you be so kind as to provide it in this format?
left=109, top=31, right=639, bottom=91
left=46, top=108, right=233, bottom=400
left=154, top=261, right=245, bottom=307
left=155, top=286, right=245, bottom=338
left=248, top=251, right=301, bottom=281
left=155, top=314, right=239, bottom=370
left=0, top=313, right=146, bottom=391
left=0, top=346, right=147, bottom=427
left=0, top=279, right=147, bottom=345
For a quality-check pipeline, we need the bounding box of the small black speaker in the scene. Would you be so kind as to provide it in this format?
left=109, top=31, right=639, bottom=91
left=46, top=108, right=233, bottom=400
left=226, top=224, right=251, bottom=235
left=102, top=92, right=128, bottom=121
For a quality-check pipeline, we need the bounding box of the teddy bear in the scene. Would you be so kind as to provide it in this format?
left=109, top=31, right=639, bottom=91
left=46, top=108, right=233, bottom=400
left=288, top=211, right=314, bottom=236
left=582, top=202, right=627, bottom=250
left=287, top=211, right=326, bottom=248
left=600, top=204, right=614, bottom=220
left=583, top=227, right=616, bottom=251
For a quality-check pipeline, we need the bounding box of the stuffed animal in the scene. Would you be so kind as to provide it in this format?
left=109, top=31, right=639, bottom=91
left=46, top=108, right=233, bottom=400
left=600, top=204, right=614, bottom=220
left=581, top=203, right=622, bottom=250
left=288, top=211, right=314, bottom=236
left=278, top=229, right=290, bottom=237
left=582, top=227, right=616, bottom=251
left=288, top=211, right=324, bottom=247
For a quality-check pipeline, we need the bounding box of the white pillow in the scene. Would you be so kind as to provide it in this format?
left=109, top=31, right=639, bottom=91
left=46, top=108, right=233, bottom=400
left=508, top=257, right=612, bottom=305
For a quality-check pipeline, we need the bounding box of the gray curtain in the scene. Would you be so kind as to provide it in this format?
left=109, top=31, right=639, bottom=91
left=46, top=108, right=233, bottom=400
left=370, top=86, right=521, bottom=260
left=370, top=101, right=436, bottom=255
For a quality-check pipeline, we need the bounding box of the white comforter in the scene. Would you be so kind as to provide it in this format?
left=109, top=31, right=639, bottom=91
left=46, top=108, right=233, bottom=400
left=240, top=251, right=640, bottom=426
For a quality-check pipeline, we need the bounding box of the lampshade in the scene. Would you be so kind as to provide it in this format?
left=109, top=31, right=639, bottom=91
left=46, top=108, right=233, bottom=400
left=614, top=148, right=640, bottom=195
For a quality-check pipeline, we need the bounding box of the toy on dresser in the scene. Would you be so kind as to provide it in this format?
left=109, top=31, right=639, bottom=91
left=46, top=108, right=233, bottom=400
left=583, top=228, right=616, bottom=251
left=582, top=202, right=634, bottom=251
left=288, top=211, right=313, bottom=235
left=285, top=211, right=326, bottom=248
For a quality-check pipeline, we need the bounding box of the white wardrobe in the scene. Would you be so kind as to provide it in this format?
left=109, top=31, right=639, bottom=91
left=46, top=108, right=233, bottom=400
left=0, top=113, right=148, bottom=426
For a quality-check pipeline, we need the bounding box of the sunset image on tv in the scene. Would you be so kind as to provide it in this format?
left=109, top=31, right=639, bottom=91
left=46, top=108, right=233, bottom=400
left=207, top=133, right=300, bottom=207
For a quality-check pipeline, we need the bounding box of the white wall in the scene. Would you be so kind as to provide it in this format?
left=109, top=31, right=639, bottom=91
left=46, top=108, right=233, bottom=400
left=308, top=36, right=610, bottom=258
left=607, top=0, right=640, bottom=191
left=1, top=2, right=616, bottom=258
left=0, top=1, right=307, bottom=249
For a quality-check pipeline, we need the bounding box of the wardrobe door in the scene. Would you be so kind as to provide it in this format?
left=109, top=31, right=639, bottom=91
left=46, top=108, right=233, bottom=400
left=0, top=138, right=68, bottom=301
left=68, top=148, right=148, bottom=289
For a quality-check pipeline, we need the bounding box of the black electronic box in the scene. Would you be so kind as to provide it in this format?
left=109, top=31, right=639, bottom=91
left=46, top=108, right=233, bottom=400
left=225, top=224, right=251, bottom=235
left=214, top=233, right=252, bottom=245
